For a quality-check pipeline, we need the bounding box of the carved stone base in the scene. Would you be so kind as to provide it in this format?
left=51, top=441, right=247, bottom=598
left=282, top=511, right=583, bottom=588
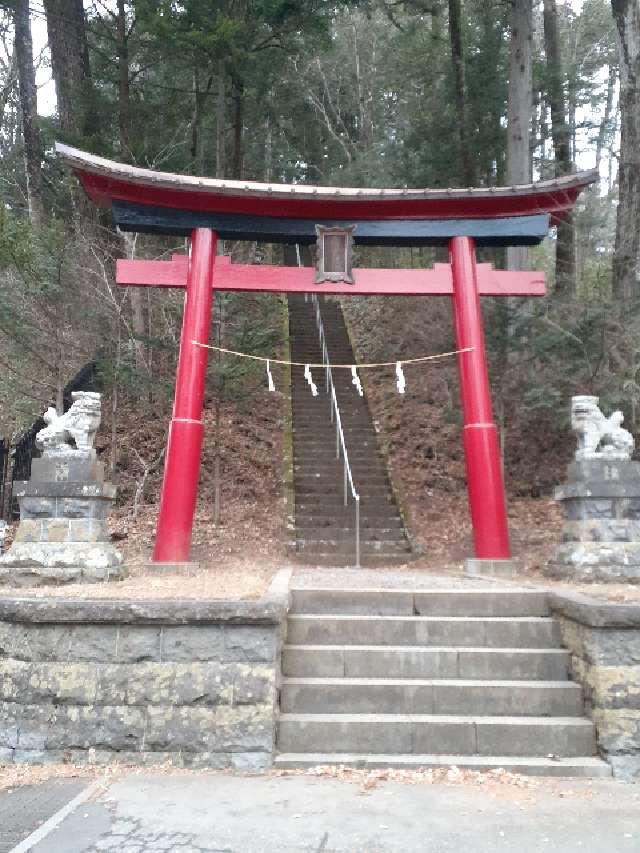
left=0, top=559, right=124, bottom=587
left=0, top=451, right=124, bottom=585
left=547, top=543, right=640, bottom=582
left=465, top=558, right=521, bottom=578
left=546, top=459, right=640, bottom=583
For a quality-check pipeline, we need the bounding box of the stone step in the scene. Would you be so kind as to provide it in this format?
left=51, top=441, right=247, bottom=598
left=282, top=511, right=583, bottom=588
left=294, top=513, right=400, bottom=524
left=292, top=553, right=413, bottom=567
left=280, top=678, right=583, bottom=716
left=289, top=589, right=550, bottom=617
left=294, top=490, right=392, bottom=500
left=293, top=451, right=383, bottom=461
left=282, top=645, right=570, bottom=680
left=292, top=429, right=377, bottom=437
left=295, top=540, right=410, bottom=555
left=286, top=615, right=562, bottom=648
left=294, top=488, right=395, bottom=498
left=294, top=517, right=404, bottom=528
left=276, top=714, right=597, bottom=757
left=293, top=456, right=384, bottom=466
left=293, top=476, right=390, bottom=488
left=292, top=436, right=379, bottom=443
left=294, top=507, right=401, bottom=517
left=293, top=527, right=406, bottom=539
left=273, top=753, right=611, bottom=777
left=289, top=295, right=405, bottom=567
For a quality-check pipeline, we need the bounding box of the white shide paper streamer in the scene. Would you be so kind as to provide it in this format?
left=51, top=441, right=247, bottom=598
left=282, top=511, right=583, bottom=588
left=304, top=364, right=318, bottom=397
left=351, top=366, right=363, bottom=396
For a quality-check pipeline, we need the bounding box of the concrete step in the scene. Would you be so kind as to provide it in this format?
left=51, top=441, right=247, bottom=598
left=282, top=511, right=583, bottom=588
left=289, top=589, right=550, bottom=617
left=273, top=753, right=611, bottom=777
left=282, top=645, right=570, bottom=680
left=286, top=615, right=562, bottom=648
left=276, top=714, right=597, bottom=757
left=280, top=678, right=583, bottom=716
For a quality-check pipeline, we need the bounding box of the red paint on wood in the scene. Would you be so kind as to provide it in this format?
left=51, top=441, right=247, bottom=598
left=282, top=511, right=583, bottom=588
left=449, top=236, right=511, bottom=560
left=116, top=257, right=545, bottom=297
left=80, top=170, right=583, bottom=223
left=152, top=229, right=217, bottom=564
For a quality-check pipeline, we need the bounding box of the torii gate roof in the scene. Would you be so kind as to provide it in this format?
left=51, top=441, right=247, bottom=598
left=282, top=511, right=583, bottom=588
left=56, top=143, right=597, bottom=247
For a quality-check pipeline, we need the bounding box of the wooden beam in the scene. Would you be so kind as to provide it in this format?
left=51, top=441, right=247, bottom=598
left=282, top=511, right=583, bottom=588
left=112, top=201, right=550, bottom=247
left=115, top=255, right=545, bottom=297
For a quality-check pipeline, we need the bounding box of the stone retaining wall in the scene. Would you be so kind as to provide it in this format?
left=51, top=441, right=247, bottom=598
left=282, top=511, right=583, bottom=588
left=550, top=593, right=640, bottom=780
left=0, top=573, right=289, bottom=769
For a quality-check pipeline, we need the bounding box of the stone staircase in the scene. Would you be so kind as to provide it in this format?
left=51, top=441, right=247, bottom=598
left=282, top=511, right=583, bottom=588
left=275, top=587, right=612, bottom=777
left=288, top=294, right=411, bottom=566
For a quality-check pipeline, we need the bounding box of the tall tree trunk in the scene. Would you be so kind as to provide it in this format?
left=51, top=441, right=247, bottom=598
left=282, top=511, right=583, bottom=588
left=543, top=0, right=575, bottom=295
left=122, top=232, right=147, bottom=380
left=216, top=61, right=226, bottom=178
left=611, top=0, right=640, bottom=301
left=15, top=0, right=43, bottom=227
left=190, top=70, right=213, bottom=173
left=43, top=0, right=96, bottom=142
left=448, top=0, right=474, bottom=186
left=231, top=75, right=244, bottom=180
left=506, top=0, right=533, bottom=272
left=0, top=53, right=16, bottom=134
left=595, top=64, right=616, bottom=178
left=117, top=0, right=131, bottom=162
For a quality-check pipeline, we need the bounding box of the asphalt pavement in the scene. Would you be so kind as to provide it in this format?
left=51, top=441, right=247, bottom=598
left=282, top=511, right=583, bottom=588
left=3, top=771, right=639, bottom=853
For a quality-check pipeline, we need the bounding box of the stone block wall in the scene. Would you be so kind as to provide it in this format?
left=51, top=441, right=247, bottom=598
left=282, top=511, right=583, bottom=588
left=550, top=593, right=640, bottom=780
left=0, top=580, right=288, bottom=770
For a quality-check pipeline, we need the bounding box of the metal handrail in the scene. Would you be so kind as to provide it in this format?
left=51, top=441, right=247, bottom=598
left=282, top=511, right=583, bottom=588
left=309, top=293, right=361, bottom=569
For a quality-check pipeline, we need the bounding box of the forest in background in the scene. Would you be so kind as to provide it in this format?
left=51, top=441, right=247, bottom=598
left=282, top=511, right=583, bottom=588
left=0, top=0, right=638, bottom=552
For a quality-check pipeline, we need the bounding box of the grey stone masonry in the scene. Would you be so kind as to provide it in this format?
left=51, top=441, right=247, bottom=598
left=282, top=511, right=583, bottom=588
left=0, top=448, right=124, bottom=585
left=0, top=569, right=290, bottom=769
left=549, top=591, right=640, bottom=780
left=547, top=459, right=640, bottom=582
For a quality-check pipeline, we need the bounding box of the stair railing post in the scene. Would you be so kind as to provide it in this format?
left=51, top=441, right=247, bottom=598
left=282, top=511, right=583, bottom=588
left=344, top=460, right=348, bottom=507
left=355, top=495, right=361, bottom=569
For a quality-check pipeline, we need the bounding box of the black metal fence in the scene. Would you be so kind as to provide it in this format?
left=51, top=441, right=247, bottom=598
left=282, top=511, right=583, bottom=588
left=1, top=361, right=100, bottom=520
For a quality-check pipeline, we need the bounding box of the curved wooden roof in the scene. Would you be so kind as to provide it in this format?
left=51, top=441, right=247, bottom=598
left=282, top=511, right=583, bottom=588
left=56, top=143, right=597, bottom=223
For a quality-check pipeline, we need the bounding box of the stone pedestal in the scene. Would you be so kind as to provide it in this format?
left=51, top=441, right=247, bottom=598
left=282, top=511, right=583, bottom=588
left=0, top=449, right=124, bottom=586
left=546, top=459, right=640, bottom=582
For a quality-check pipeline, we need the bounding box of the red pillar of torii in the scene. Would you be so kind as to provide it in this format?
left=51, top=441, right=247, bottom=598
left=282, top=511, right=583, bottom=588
left=55, top=143, right=596, bottom=568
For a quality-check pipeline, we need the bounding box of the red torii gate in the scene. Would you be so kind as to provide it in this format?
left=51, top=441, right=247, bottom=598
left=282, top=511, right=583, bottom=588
left=56, top=144, right=596, bottom=571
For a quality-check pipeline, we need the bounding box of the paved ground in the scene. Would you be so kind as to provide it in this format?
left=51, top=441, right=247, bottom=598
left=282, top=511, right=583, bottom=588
left=2, top=772, right=636, bottom=853
left=291, top=568, right=523, bottom=589
left=0, top=779, right=87, bottom=852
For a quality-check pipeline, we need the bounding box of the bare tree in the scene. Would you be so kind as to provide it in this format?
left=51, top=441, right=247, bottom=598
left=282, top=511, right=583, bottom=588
left=43, top=0, right=96, bottom=141
left=506, top=0, right=533, bottom=272
left=611, top=0, right=640, bottom=301
left=216, top=60, right=226, bottom=178
left=543, top=0, right=575, bottom=295
left=448, top=0, right=474, bottom=185
left=14, top=0, right=42, bottom=226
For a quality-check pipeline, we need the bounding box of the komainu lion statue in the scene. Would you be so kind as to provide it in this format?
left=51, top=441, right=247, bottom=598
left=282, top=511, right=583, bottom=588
left=36, top=391, right=102, bottom=453
left=571, top=395, right=634, bottom=461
